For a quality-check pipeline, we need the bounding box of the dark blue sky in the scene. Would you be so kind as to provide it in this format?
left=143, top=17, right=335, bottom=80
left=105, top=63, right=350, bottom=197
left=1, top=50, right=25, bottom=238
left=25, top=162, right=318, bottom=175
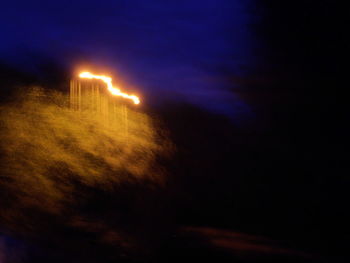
left=0, top=0, right=255, bottom=118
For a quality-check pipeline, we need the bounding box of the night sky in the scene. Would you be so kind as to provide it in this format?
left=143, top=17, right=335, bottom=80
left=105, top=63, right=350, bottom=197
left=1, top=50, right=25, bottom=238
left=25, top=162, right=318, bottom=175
left=0, top=0, right=256, bottom=118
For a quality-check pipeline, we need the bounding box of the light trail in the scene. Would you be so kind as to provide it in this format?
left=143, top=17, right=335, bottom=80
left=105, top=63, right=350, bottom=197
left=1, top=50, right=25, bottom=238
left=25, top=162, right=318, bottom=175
left=79, top=72, right=140, bottom=104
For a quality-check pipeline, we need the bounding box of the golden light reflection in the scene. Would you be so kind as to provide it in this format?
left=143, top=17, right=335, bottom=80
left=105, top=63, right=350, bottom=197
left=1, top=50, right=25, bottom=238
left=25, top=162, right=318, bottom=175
left=79, top=72, right=140, bottom=104
left=0, top=87, right=167, bottom=222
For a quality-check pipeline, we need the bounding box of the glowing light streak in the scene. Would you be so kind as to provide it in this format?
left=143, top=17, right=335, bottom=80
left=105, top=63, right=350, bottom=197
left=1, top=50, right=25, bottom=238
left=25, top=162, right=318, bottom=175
left=79, top=72, right=140, bottom=104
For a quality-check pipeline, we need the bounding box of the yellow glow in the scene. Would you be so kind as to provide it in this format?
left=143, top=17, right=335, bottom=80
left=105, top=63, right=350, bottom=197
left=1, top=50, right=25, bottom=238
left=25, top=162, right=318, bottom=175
left=79, top=72, right=140, bottom=104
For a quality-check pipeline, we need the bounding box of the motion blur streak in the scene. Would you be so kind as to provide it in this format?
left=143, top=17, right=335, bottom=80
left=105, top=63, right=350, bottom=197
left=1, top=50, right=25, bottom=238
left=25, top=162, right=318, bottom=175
left=79, top=72, right=140, bottom=104
left=0, top=87, right=169, bottom=247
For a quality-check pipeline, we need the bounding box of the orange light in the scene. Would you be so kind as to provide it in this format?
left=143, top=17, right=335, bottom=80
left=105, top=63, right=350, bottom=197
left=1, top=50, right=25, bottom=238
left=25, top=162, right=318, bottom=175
left=79, top=72, right=140, bottom=104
